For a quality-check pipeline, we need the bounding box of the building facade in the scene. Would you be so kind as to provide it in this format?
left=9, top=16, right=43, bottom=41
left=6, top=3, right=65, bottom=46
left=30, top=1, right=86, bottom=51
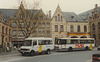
left=51, top=5, right=90, bottom=39
left=12, top=2, right=51, bottom=48
left=90, top=4, right=100, bottom=46
left=78, top=4, right=100, bottom=46
left=0, top=13, right=12, bottom=48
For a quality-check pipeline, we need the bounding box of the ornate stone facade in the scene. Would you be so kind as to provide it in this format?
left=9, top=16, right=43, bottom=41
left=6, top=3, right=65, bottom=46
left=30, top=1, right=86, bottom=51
left=51, top=5, right=90, bottom=39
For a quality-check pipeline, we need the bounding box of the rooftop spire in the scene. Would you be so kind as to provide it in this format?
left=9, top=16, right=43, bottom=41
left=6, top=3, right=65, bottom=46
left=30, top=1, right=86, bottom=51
left=21, top=1, right=22, bottom=4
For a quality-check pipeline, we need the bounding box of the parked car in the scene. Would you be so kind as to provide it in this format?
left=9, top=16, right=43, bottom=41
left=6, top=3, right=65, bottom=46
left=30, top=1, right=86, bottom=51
left=97, top=46, right=100, bottom=50
left=92, top=53, right=100, bottom=62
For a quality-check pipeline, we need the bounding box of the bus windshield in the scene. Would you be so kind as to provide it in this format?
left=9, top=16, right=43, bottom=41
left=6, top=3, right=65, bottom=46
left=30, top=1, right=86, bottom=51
left=23, top=40, right=32, bottom=46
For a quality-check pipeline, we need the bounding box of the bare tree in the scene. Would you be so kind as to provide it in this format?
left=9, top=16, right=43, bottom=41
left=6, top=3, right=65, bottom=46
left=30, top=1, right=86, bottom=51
left=15, top=1, right=43, bottom=38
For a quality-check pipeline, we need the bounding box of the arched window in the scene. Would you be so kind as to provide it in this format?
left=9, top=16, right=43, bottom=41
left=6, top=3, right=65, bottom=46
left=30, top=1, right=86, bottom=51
left=71, top=36, right=78, bottom=38
left=80, top=36, right=87, bottom=38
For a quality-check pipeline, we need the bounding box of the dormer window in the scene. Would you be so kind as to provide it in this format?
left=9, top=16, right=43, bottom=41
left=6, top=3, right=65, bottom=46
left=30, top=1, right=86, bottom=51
left=71, top=16, right=74, bottom=18
left=40, top=16, right=43, bottom=20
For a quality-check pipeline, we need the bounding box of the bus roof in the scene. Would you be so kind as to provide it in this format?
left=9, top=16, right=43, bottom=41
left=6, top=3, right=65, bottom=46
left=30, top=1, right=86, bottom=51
left=25, top=37, right=53, bottom=40
left=57, top=38, right=94, bottom=40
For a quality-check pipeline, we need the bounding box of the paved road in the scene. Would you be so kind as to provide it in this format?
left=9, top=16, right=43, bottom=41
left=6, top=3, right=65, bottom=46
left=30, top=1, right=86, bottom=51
left=0, top=48, right=100, bottom=62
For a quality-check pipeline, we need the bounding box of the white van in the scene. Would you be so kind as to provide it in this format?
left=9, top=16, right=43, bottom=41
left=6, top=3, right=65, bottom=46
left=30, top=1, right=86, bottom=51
left=19, top=37, right=54, bottom=56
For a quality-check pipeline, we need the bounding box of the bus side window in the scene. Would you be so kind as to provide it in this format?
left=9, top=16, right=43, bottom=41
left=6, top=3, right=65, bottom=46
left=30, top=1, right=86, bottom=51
left=39, top=40, right=47, bottom=45
left=45, top=40, right=52, bottom=45
left=91, top=40, right=94, bottom=43
left=33, top=40, right=37, bottom=46
left=38, top=40, right=44, bottom=45
left=67, top=40, right=70, bottom=44
left=80, top=40, right=84, bottom=44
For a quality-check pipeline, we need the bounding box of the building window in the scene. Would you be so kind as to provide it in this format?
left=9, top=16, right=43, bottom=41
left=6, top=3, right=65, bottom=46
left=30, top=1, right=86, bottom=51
left=55, top=16, right=57, bottom=21
left=84, top=26, right=87, bottom=32
left=20, top=14, right=23, bottom=19
left=9, top=37, right=10, bottom=42
left=9, top=29, right=11, bottom=35
left=77, top=25, right=80, bottom=32
left=18, top=30, right=24, bottom=36
left=13, top=30, right=16, bottom=36
left=70, top=25, right=74, bottom=32
left=2, top=36, right=4, bottom=47
left=42, top=22, right=45, bottom=27
left=6, top=28, right=7, bottom=34
left=33, top=30, right=36, bottom=36
left=2, top=26, right=4, bottom=34
left=13, top=23, right=16, bottom=27
left=94, top=14, right=98, bottom=19
left=58, top=14, right=60, bottom=21
left=98, top=34, right=100, bottom=39
left=61, top=16, right=62, bottom=21
left=55, top=25, right=58, bottom=32
left=60, top=25, right=63, bottom=32
left=47, top=30, right=50, bottom=36
left=42, top=31, right=45, bottom=36
left=38, top=30, right=41, bottom=36
left=19, top=23, right=24, bottom=28
left=6, top=38, right=7, bottom=42
left=40, top=16, right=43, bottom=20
left=46, top=23, right=50, bottom=27
left=38, top=23, right=41, bottom=28
left=98, top=22, right=100, bottom=29
left=93, top=34, right=96, bottom=40
left=92, top=24, right=95, bottom=30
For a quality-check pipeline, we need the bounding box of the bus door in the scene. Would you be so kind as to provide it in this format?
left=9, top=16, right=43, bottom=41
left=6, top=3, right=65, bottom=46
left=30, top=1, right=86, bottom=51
left=61, top=39, right=67, bottom=48
left=32, top=40, right=40, bottom=52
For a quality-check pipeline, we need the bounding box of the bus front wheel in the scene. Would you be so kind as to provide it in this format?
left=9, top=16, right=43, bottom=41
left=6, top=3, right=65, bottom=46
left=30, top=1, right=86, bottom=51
left=30, top=51, right=35, bottom=56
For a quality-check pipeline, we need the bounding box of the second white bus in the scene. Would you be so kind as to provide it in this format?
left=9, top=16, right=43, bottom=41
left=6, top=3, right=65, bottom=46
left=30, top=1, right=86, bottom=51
left=54, top=38, right=95, bottom=52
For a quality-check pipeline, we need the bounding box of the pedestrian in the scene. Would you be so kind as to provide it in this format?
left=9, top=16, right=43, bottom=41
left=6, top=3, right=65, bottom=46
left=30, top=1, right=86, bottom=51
left=6, top=47, right=9, bottom=52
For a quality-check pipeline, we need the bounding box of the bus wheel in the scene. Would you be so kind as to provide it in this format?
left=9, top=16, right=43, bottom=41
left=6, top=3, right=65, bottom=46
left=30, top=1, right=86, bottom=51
left=46, top=49, right=50, bottom=54
left=85, top=47, right=89, bottom=50
left=30, top=51, right=35, bottom=56
left=68, top=47, right=73, bottom=52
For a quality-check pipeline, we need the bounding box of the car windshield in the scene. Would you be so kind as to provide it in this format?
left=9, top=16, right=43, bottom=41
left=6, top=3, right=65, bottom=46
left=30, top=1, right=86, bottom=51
left=23, top=40, right=32, bottom=46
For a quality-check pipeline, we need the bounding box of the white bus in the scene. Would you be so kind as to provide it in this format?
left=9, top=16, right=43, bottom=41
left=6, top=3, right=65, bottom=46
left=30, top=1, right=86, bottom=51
left=54, top=38, right=95, bottom=52
left=19, top=38, right=54, bottom=56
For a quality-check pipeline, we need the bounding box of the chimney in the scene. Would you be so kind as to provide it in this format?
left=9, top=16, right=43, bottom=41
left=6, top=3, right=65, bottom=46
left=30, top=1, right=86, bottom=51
left=49, top=10, right=51, bottom=19
left=95, top=4, right=98, bottom=8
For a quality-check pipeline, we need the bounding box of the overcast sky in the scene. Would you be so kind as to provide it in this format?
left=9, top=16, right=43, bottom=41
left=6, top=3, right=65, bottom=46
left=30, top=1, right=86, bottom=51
left=0, top=0, right=100, bottom=15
